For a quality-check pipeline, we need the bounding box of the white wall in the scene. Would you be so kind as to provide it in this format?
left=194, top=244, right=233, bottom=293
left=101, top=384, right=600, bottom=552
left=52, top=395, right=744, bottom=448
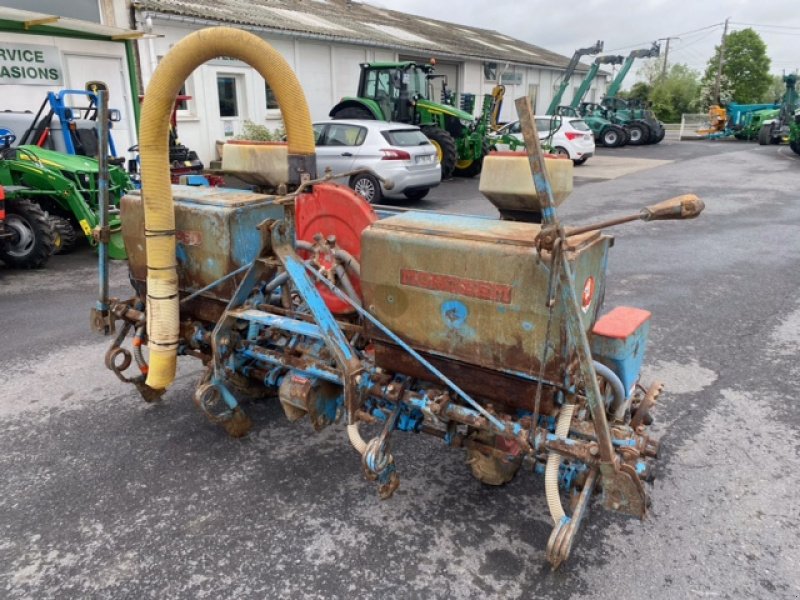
left=139, top=20, right=606, bottom=164
left=0, top=31, right=136, bottom=156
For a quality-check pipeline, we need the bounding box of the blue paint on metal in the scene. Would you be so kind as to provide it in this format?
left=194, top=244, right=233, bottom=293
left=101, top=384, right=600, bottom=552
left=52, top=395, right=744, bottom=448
left=211, top=377, right=240, bottom=410
left=591, top=314, right=651, bottom=397
left=636, top=461, right=647, bottom=475
left=234, top=310, right=326, bottom=339
left=303, top=261, right=507, bottom=432
left=283, top=254, right=354, bottom=361
left=441, top=300, right=468, bottom=329
left=239, top=348, right=343, bottom=384
left=175, top=243, right=188, bottom=264
left=522, top=320, right=534, bottom=332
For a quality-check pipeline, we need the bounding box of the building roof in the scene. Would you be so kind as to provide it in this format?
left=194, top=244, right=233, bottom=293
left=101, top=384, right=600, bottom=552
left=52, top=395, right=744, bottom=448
left=136, top=0, right=588, bottom=72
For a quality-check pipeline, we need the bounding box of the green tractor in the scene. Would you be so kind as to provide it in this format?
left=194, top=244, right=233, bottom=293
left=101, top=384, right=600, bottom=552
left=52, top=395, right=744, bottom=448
left=600, top=44, right=665, bottom=145
left=790, top=110, right=800, bottom=155
left=565, top=54, right=629, bottom=147
left=758, top=74, right=798, bottom=146
left=0, top=135, right=130, bottom=263
left=329, top=61, right=486, bottom=179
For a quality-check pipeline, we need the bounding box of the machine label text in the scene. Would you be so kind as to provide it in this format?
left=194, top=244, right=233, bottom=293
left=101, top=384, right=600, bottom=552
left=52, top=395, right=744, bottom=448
left=400, top=269, right=512, bottom=304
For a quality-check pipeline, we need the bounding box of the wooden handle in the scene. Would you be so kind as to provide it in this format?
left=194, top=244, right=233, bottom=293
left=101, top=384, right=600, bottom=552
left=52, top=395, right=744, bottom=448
left=640, top=194, right=704, bottom=221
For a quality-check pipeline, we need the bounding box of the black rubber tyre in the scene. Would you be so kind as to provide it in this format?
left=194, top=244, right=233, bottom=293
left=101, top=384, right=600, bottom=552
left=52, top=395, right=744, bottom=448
left=421, top=125, right=457, bottom=179
left=653, top=125, right=666, bottom=144
left=553, top=146, right=571, bottom=159
left=626, top=122, right=649, bottom=146
left=453, top=141, right=489, bottom=178
left=48, top=214, right=78, bottom=254
left=331, top=106, right=374, bottom=120
left=758, top=124, right=771, bottom=146
left=0, top=199, right=55, bottom=269
left=403, top=188, right=430, bottom=201
left=349, top=172, right=382, bottom=203
left=791, top=139, right=800, bottom=156
left=573, top=156, right=589, bottom=166
left=600, top=126, right=623, bottom=147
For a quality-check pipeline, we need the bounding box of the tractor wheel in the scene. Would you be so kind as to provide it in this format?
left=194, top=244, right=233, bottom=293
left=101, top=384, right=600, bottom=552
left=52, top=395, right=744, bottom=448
left=421, top=125, right=457, bottom=179
left=331, top=106, right=374, bottom=120
left=453, top=141, right=489, bottom=178
left=48, top=215, right=78, bottom=254
left=349, top=172, right=382, bottom=204
left=653, top=125, right=666, bottom=144
left=0, top=199, right=55, bottom=269
left=791, top=139, right=800, bottom=156
left=758, top=124, right=771, bottom=146
left=626, top=122, right=649, bottom=146
left=600, top=126, right=622, bottom=147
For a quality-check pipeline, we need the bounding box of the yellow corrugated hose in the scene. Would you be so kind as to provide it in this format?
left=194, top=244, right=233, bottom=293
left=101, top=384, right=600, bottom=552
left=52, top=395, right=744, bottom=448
left=140, top=27, right=315, bottom=389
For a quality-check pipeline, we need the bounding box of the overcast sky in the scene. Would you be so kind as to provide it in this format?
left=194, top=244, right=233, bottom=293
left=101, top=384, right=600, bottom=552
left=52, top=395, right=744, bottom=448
left=372, top=0, right=800, bottom=83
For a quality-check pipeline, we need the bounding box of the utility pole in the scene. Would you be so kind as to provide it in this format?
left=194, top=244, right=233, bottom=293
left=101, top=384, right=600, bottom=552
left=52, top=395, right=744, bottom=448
left=714, top=18, right=730, bottom=105
left=659, top=37, right=680, bottom=78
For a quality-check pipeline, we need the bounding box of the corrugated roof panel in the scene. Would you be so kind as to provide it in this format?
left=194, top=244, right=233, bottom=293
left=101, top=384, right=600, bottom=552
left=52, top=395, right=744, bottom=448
left=267, top=7, right=350, bottom=32
left=138, top=0, right=584, bottom=70
left=369, top=23, right=436, bottom=46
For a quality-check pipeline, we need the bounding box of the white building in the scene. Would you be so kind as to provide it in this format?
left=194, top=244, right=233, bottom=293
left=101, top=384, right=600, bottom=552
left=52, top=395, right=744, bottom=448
left=0, top=1, right=611, bottom=165
left=0, top=3, right=141, bottom=156
left=133, top=0, right=610, bottom=164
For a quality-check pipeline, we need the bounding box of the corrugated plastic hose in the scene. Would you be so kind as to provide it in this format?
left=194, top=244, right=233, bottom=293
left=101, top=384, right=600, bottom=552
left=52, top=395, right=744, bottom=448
left=140, top=27, right=315, bottom=389
left=348, top=423, right=367, bottom=455
left=545, top=403, right=575, bottom=524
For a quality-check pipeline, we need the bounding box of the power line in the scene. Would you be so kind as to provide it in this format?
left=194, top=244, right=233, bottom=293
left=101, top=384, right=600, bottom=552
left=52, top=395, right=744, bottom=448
left=729, top=22, right=800, bottom=30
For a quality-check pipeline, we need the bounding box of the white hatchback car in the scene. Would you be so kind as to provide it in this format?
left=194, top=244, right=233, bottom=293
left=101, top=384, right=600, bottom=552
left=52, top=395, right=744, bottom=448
left=313, top=120, right=440, bottom=203
left=491, top=116, right=595, bottom=165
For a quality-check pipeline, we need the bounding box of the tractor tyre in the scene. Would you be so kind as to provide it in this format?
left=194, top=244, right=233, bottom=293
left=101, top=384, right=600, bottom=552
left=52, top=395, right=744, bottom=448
left=653, top=125, right=666, bottom=144
left=331, top=106, right=374, bottom=120
left=453, top=141, right=489, bottom=178
left=758, top=124, right=771, bottom=146
left=421, top=125, right=457, bottom=179
left=791, top=139, right=800, bottom=156
left=48, top=215, right=78, bottom=254
left=626, top=122, right=649, bottom=146
left=0, top=199, right=55, bottom=269
left=600, top=126, right=623, bottom=148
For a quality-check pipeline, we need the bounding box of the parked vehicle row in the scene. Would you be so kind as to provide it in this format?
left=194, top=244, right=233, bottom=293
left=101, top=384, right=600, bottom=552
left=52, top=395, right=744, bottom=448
left=489, top=115, right=596, bottom=165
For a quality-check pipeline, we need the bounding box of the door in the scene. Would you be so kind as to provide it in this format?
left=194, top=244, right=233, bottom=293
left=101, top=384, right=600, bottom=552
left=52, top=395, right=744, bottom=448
left=63, top=54, right=132, bottom=156
left=314, top=122, right=367, bottom=180
left=213, top=71, right=247, bottom=140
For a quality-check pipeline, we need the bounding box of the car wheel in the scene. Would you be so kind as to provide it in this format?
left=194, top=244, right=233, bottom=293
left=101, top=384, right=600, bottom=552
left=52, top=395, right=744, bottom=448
left=553, top=146, right=570, bottom=158
left=349, top=173, right=382, bottom=204
left=573, top=157, right=589, bottom=166
left=404, top=188, right=430, bottom=201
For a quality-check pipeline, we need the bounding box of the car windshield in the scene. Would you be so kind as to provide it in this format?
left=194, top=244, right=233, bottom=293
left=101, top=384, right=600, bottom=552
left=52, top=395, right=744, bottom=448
left=382, top=129, right=430, bottom=146
left=569, top=119, right=591, bottom=132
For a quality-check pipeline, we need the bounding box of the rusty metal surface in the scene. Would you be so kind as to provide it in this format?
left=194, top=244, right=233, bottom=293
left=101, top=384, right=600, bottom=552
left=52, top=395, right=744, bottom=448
left=121, top=187, right=284, bottom=302
left=361, top=212, right=611, bottom=379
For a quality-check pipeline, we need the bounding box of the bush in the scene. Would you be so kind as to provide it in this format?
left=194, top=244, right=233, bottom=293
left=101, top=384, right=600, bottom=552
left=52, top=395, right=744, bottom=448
left=235, top=120, right=286, bottom=142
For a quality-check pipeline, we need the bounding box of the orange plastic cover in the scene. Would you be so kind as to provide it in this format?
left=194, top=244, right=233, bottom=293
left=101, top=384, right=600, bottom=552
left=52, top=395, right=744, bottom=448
left=592, top=306, right=652, bottom=340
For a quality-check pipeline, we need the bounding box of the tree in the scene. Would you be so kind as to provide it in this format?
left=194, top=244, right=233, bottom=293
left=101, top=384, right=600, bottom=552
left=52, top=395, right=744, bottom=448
left=622, top=81, right=652, bottom=103
left=701, top=28, right=772, bottom=105
left=762, top=75, right=785, bottom=103
left=650, top=64, right=701, bottom=122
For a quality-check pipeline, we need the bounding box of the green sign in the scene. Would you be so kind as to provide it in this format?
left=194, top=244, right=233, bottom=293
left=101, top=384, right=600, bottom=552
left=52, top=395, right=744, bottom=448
left=0, top=42, right=63, bottom=85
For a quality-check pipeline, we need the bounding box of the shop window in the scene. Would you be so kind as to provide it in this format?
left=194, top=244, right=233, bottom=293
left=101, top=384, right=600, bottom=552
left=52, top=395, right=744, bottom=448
left=217, top=75, right=238, bottom=117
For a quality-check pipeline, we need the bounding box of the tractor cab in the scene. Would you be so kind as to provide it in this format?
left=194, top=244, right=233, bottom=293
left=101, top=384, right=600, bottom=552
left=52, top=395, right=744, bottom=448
left=356, top=62, right=433, bottom=123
